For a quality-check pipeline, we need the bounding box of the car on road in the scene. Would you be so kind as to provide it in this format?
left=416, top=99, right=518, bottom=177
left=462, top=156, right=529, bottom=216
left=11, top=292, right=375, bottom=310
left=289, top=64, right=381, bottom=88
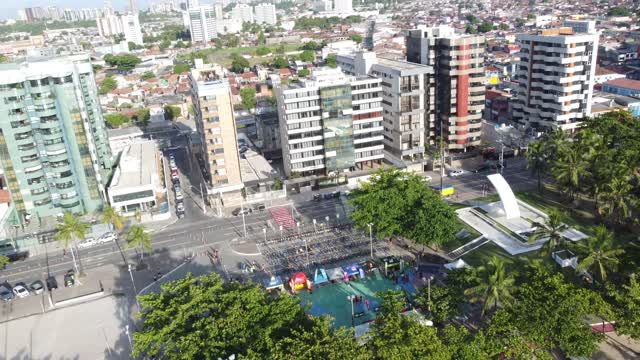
left=473, top=163, right=503, bottom=173
left=252, top=204, right=266, bottom=212
left=174, top=185, right=182, bottom=193
left=171, top=168, right=179, bottom=179
left=232, top=208, right=252, bottom=216
left=30, top=280, right=45, bottom=295
left=12, top=284, right=29, bottom=298
left=98, top=232, right=117, bottom=244
left=424, top=176, right=433, bottom=183
left=0, top=283, right=13, bottom=302
left=64, top=270, right=75, bottom=287
left=78, top=237, right=97, bottom=249
left=46, top=276, right=58, bottom=291
left=312, top=193, right=321, bottom=202
left=449, top=169, right=466, bottom=177
left=175, top=189, right=184, bottom=201
left=177, top=202, right=185, bottom=212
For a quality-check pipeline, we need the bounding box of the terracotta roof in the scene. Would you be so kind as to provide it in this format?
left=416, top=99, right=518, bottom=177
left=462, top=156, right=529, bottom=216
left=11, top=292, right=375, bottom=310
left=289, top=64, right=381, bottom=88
left=486, top=65, right=500, bottom=72
left=110, top=88, right=133, bottom=95
left=604, top=78, right=640, bottom=91
left=241, top=72, right=257, bottom=79
left=0, top=190, right=10, bottom=204
left=279, top=68, right=292, bottom=76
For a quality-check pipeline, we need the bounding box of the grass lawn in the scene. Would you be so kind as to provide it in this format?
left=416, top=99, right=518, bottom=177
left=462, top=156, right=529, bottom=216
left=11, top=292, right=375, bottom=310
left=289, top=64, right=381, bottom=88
left=441, top=219, right=483, bottom=253
left=180, top=43, right=303, bottom=67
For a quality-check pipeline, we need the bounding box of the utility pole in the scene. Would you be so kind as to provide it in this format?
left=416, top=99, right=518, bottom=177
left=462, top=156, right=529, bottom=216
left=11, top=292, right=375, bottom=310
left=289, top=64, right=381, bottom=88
left=240, top=197, right=247, bottom=238
left=127, top=264, right=140, bottom=312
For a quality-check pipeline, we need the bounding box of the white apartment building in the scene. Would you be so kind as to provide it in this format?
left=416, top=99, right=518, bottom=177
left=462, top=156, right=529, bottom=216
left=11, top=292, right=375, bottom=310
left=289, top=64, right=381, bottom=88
left=189, top=6, right=217, bottom=46
left=338, top=52, right=435, bottom=170
left=231, top=4, right=254, bottom=23
left=275, top=67, right=384, bottom=177
left=512, top=21, right=599, bottom=131
left=254, top=3, right=276, bottom=26
left=334, top=0, right=353, bottom=15
left=96, top=13, right=143, bottom=45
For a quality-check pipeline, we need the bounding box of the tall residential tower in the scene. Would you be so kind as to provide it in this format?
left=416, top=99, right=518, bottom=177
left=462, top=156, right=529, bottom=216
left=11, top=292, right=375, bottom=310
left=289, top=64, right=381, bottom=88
left=0, top=55, right=113, bottom=223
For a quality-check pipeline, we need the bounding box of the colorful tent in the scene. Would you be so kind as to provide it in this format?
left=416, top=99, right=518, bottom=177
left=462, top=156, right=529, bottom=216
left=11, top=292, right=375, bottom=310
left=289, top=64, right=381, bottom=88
left=342, top=264, right=362, bottom=277
left=314, top=269, right=329, bottom=285
left=289, top=272, right=311, bottom=292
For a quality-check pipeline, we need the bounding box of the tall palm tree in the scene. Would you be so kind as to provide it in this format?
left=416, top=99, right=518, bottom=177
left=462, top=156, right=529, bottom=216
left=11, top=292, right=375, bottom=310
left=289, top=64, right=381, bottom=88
left=102, top=206, right=128, bottom=266
left=598, top=176, right=635, bottom=225
left=552, top=147, right=588, bottom=201
left=526, top=141, right=547, bottom=193
left=528, top=208, right=566, bottom=256
left=577, top=225, right=624, bottom=284
left=54, top=211, right=89, bottom=276
left=464, top=257, right=516, bottom=317
left=125, top=224, right=152, bottom=262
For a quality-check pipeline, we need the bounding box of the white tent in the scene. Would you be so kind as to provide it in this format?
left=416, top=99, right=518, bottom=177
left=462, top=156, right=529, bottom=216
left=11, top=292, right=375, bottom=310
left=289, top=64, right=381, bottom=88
left=444, top=259, right=469, bottom=270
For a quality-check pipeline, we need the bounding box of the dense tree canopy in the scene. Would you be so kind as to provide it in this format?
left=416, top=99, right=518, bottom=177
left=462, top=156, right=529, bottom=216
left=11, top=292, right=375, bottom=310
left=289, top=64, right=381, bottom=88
left=172, top=63, right=190, bottom=74
left=104, top=113, right=130, bottom=128
left=104, top=54, right=141, bottom=72
left=349, top=169, right=459, bottom=248
left=164, top=105, right=182, bottom=121
left=239, top=87, right=257, bottom=111
left=98, top=75, right=117, bottom=95
left=299, top=50, right=315, bottom=63
left=230, top=53, right=250, bottom=73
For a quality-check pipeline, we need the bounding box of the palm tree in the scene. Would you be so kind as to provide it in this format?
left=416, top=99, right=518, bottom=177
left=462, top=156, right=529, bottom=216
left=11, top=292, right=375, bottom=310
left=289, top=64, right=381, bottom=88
left=528, top=208, right=566, bottom=256
left=526, top=141, right=547, bottom=193
left=552, top=147, right=588, bottom=201
left=577, top=225, right=624, bottom=284
left=125, top=224, right=152, bottom=263
left=598, top=176, right=635, bottom=225
left=464, top=257, right=516, bottom=317
left=54, top=211, right=89, bottom=276
left=102, top=206, right=128, bottom=266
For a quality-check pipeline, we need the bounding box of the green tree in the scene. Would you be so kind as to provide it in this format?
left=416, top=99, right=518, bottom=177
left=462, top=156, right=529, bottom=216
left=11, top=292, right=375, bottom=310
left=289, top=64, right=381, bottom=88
left=0, top=54, right=8, bottom=63
left=367, top=290, right=450, bottom=360
left=526, top=141, right=547, bottom=192
left=102, top=206, right=128, bottom=266
left=552, top=146, right=588, bottom=200
left=231, top=53, right=250, bottom=73
left=273, top=56, right=289, bottom=69
left=99, top=75, right=117, bottom=94
left=0, top=255, right=9, bottom=270
left=126, top=224, right=151, bottom=262
left=498, top=23, right=509, bottom=30
left=257, top=32, right=266, bottom=45
left=466, top=15, right=480, bottom=24
left=528, top=208, right=566, bottom=256
left=133, top=273, right=360, bottom=359
left=598, top=176, right=635, bottom=224
left=464, top=257, right=516, bottom=317
left=610, top=274, right=640, bottom=339
left=239, top=87, right=257, bottom=111
left=159, top=39, right=171, bottom=50
left=104, top=54, right=142, bottom=72
left=465, top=24, right=478, bottom=34
left=478, top=21, right=494, bottom=33
left=141, top=71, right=155, bottom=80
left=607, top=7, right=632, bottom=16
left=298, top=68, right=311, bottom=77
left=136, top=108, right=151, bottom=126
left=576, top=225, right=624, bottom=284
left=173, top=63, right=190, bottom=74
left=299, top=50, right=315, bottom=62
left=325, top=54, right=337, bottom=68
left=350, top=34, right=363, bottom=44
left=164, top=105, right=182, bottom=121
left=349, top=169, right=458, bottom=249
left=300, top=41, right=322, bottom=51
left=104, top=113, right=130, bottom=128
left=442, top=325, right=491, bottom=360
left=54, top=212, right=89, bottom=276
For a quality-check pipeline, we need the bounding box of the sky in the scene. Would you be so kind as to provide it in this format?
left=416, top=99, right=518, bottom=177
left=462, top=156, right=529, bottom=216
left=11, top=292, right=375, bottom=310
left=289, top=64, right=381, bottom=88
left=1, top=0, right=155, bottom=20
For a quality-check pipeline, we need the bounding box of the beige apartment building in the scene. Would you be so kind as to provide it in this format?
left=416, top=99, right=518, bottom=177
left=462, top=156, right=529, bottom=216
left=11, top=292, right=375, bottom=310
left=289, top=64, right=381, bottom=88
left=407, top=25, right=485, bottom=151
left=190, top=64, right=243, bottom=207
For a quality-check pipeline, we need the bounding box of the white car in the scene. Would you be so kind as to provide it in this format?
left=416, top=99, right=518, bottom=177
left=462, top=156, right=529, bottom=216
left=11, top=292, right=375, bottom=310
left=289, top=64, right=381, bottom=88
left=449, top=169, right=466, bottom=177
left=12, top=285, right=29, bottom=298
left=175, top=190, right=184, bottom=201
left=98, top=232, right=117, bottom=244
left=78, top=237, right=97, bottom=249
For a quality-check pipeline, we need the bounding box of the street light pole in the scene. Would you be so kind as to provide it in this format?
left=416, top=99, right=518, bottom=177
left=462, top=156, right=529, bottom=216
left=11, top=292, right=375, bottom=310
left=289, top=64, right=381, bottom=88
left=313, top=218, right=316, bottom=231
left=128, top=264, right=141, bottom=312
left=200, top=182, right=207, bottom=214
left=240, top=197, right=247, bottom=238
left=367, top=223, right=373, bottom=258
left=262, top=228, right=267, bottom=243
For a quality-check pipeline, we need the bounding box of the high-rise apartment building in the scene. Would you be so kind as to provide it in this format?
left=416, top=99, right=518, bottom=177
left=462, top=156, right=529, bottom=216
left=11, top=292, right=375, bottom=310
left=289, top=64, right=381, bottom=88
left=189, top=64, right=243, bottom=204
left=254, top=3, right=276, bottom=25
left=96, top=13, right=143, bottom=46
left=275, top=67, right=384, bottom=177
left=512, top=21, right=599, bottom=132
left=188, top=6, right=217, bottom=46
left=407, top=25, right=485, bottom=151
left=0, top=55, right=113, bottom=223
left=231, top=4, right=254, bottom=23
left=337, top=52, right=435, bottom=170
left=334, top=0, right=353, bottom=15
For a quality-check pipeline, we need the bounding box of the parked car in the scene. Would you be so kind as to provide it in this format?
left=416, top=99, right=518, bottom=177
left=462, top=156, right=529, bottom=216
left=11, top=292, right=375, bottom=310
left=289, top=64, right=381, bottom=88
left=174, top=185, right=182, bottom=193
left=252, top=204, right=266, bottom=212
left=449, top=169, right=466, bottom=177
left=171, top=168, right=179, bottom=179
left=312, top=193, right=321, bottom=202
left=78, top=237, right=97, bottom=249
left=12, top=284, right=29, bottom=298
left=30, top=280, right=45, bottom=295
left=46, top=276, right=58, bottom=291
left=98, top=232, right=117, bottom=244
left=175, top=190, right=184, bottom=201
left=332, top=191, right=341, bottom=198
left=64, top=270, right=75, bottom=287
left=0, top=283, right=13, bottom=302
left=232, top=208, right=252, bottom=216
left=177, top=203, right=185, bottom=212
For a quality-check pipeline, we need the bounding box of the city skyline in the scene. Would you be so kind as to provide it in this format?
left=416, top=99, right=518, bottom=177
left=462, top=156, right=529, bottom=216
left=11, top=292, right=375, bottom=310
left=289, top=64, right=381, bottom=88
left=1, top=0, right=155, bottom=20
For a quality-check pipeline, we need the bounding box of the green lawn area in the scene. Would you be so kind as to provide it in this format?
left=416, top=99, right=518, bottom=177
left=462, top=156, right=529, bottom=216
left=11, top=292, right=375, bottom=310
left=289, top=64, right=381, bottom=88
left=441, top=218, right=482, bottom=253
left=180, top=43, right=302, bottom=67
